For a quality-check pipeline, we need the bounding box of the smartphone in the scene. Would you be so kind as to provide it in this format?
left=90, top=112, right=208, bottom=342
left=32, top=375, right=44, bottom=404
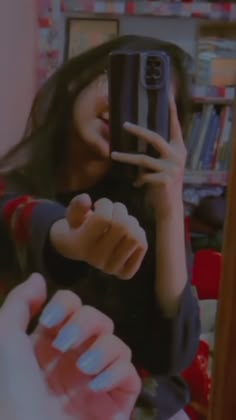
left=108, top=50, right=171, bottom=181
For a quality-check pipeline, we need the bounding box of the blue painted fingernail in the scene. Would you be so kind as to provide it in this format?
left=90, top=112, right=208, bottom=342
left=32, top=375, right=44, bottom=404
left=89, top=371, right=111, bottom=391
left=113, top=414, right=127, bottom=420
left=123, top=121, right=132, bottom=127
left=111, top=151, right=120, bottom=158
left=52, top=324, right=80, bottom=352
left=39, top=303, right=65, bottom=328
left=77, top=349, right=102, bottom=374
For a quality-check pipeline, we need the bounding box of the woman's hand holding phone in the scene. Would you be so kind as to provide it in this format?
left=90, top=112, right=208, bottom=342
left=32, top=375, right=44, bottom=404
left=111, top=93, right=187, bottom=219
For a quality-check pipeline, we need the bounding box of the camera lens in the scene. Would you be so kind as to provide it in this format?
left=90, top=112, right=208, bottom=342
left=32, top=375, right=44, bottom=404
left=145, top=69, right=153, bottom=78
left=153, top=67, right=162, bottom=79
left=145, top=66, right=162, bottom=83
left=145, top=56, right=163, bottom=86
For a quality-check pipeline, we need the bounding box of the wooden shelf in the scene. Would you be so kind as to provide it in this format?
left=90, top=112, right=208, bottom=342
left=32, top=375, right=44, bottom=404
left=184, top=170, right=228, bottom=185
left=192, top=98, right=234, bottom=105
left=61, top=2, right=236, bottom=20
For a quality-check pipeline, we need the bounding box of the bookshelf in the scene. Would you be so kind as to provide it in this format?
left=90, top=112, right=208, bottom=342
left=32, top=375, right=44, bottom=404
left=184, top=21, right=236, bottom=186
left=193, top=98, right=234, bottom=106
left=184, top=170, right=228, bottom=186
left=59, top=2, right=236, bottom=19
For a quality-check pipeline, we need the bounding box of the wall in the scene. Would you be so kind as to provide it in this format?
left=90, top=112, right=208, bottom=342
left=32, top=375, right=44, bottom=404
left=0, top=0, right=37, bottom=156
left=120, top=16, right=198, bottom=57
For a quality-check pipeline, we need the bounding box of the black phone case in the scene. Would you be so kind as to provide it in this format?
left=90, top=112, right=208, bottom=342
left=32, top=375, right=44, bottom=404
left=108, top=50, right=170, bottom=181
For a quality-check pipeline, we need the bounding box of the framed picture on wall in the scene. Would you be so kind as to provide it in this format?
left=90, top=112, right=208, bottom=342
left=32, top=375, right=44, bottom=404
left=65, top=17, right=119, bottom=59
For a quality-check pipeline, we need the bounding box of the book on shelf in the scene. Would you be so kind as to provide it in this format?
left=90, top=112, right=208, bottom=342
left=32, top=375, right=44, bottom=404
left=199, top=57, right=236, bottom=86
left=199, top=109, right=219, bottom=170
left=186, top=22, right=236, bottom=186
left=184, top=170, right=228, bottom=186
left=192, top=85, right=235, bottom=101
left=196, top=36, right=236, bottom=86
left=215, top=106, right=233, bottom=170
left=189, top=104, right=214, bottom=170
left=186, top=103, right=233, bottom=173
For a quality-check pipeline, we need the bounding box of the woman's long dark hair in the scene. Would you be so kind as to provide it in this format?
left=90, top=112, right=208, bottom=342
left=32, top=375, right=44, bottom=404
left=0, top=35, right=192, bottom=198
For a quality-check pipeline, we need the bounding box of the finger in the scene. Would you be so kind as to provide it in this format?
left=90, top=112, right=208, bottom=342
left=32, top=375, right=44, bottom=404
left=31, top=289, right=83, bottom=349
left=76, top=198, right=117, bottom=260
left=105, top=236, right=139, bottom=276
left=84, top=203, right=130, bottom=271
left=0, top=273, right=47, bottom=331
left=94, top=197, right=113, bottom=228
left=119, top=245, right=148, bottom=280
left=111, top=152, right=166, bottom=172
left=88, top=359, right=141, bottom=396
left=169, top=93, right=184, bottom=145
left=134, top=164, right=180, bottom=187
left=105, top=216, right=147, bottom=276
left=136, top=171, right=173, bottom=187
left=66, top=193, right=93, bottom=228
left=122, top=121, right=171, bottom=156
left=81, top=197, right=113, bottom=240
left=52, top=305, right=114, bottom=353
left=97, top=207, right=140, bottom=273
left=76, top=334, right=131, bottom=375
left=111, top=202, right=128, bottom=221
left=38, top=290, right=82, bottom=329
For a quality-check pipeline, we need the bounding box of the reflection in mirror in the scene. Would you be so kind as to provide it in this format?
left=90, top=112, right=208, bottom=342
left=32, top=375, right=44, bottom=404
left=208, top=100, right=236, bottom=420
left=0, top=5, right=236, bottom=420
left=182, top=20, right=234, bottom=420
left=184, top=21, right=236, bottom=420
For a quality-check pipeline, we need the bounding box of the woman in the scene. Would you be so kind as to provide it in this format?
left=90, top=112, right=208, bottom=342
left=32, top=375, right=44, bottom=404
left=0, top=35, right=199, bottom=418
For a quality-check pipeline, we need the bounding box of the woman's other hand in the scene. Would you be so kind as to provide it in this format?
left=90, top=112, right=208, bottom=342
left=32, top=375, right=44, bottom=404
left=50, top=193, right=148, bottom=279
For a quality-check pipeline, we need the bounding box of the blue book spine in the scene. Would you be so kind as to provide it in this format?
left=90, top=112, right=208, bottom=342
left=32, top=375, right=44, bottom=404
left=202, top=113, right=220, bottom=170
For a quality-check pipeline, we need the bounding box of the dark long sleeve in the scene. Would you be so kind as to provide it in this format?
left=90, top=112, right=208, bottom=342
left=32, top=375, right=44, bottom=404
left=0, top=187, right=66, bottom=278
left=43, top=237, right=89, bottom=283
left=121, top=229, right=200, bottom=375
left=0, top=177, right=199, bottom=419
left=129, top=281, right=200, bottom=375
left=0, top=181, right=200, bottom=378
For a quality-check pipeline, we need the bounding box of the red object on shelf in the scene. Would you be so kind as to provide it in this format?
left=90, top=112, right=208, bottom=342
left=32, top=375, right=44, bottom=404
left=191, top=249, right=222, bottom=300
left=183, top=339, right=211, bottom=420
left=184, top=217, right=222, bottom=299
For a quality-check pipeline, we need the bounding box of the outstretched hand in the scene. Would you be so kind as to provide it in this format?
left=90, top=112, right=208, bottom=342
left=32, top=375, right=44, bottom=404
left=50, top=194, right=148, bottom=279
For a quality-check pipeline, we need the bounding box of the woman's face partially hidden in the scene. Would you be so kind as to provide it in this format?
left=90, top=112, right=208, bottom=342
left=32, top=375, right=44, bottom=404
left=73, top=72, right=111, bottom=160
left=72, top=70, right=178, bottom=164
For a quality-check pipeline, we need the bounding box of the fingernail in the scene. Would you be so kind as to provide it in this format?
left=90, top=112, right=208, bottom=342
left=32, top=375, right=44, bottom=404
left=77, top=349, right=102, bottom=374
left=89, top=371, right=111, bottom=392
left=39, top=304, right=65, bottom=328
left=133, top=180, right=142, bottom=188
left=52, top=324, right=80, bottom=352
left=113, top=414, right=127, bottom=420
left=123, top=121, right=132, bottom=128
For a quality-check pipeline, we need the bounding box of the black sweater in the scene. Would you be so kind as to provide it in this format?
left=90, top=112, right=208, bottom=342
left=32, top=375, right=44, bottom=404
left=0, top=175, right=200, bottom=419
